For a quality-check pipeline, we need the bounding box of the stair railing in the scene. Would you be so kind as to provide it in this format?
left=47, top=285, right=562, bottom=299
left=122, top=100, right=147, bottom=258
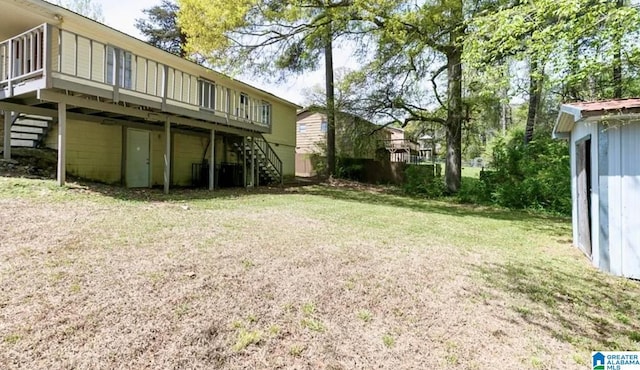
left=251, top=135, right=283, bottom=185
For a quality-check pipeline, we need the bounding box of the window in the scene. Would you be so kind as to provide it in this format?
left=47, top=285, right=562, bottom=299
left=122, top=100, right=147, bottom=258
left=198, top=79, right=216, bottom=110
left=106, top=46, right=132, bottom=89
left=261, top=102, right=271, bottom=125
left=238, top=93, right=249, bottom=119
left=298, top=124, right=307, bottom=133
left=321, top=120, right=327, bottom=133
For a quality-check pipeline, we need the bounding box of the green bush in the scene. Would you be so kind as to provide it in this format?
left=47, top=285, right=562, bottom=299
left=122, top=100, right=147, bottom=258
left=403, top=165, right=444, bottom=197
left=480, top=129, right=571, bottom=215
left=336, top=157, right=366, bottom=181
left=457, top=177, right=492, bottom=204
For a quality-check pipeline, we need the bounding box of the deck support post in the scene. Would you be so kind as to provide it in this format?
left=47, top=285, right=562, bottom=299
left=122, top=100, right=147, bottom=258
left=251, top=136, right=256, bottom=188
left=255, top=136, right=259, bottom=188
left=57, top=103, right=66, bottom=186
left=243, top=136, right=247, bottom=189
left=3, top=111, right=12, bottom=160
left=164, top=117, right=170, bottom=194
left=209, top=129, right=215, bottom=191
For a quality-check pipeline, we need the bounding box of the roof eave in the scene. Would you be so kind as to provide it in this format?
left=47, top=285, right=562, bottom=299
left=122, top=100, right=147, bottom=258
left=553, top=105, right=584, bottom=138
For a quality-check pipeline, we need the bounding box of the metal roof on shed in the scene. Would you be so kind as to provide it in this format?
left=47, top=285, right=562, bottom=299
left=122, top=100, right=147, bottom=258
left=553, top=98, right=640, bottom=138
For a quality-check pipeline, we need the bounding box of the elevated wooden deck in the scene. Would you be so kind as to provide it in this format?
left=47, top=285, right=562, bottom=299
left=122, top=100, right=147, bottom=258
left=0, top=23, right=273, bottom=135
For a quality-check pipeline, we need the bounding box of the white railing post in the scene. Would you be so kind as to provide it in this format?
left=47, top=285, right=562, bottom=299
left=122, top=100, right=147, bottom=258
left=7, top=38, right=12, bottom=97
left=44, top=24, right=52, bottom=88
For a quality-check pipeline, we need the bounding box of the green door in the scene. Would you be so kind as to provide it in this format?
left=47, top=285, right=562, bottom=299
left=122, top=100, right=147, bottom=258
left=126, top=128, right=150, bottom=188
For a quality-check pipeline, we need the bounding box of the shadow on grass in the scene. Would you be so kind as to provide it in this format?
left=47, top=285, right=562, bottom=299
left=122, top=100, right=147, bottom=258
left=2, top=174, right=570, bottom=235
left=66, top=181, right=293, bottom=202
left=469, top=259, right=640, bottom=351
left=298, top=184, right=571, bottom=237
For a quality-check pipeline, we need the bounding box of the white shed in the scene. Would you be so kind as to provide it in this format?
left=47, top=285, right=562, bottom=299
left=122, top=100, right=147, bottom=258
left=554, top=99, right=640, bottom=279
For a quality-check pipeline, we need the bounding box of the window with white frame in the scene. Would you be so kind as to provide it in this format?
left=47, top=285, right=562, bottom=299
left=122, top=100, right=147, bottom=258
left=321, top=120, right=327, bottom=133
left=298, top=124, right=307, bottom=133
left=238, top=93, right=250, bottom=119
left=199, top=79, right=216, bottom=110
left=261, top=101, right=271, bottom=125
left=106, top=46, right=132, bottom=89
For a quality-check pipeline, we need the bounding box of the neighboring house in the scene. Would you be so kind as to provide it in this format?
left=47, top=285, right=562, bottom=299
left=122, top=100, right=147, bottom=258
left=295, top=108, right=391, bottom=176
left=382, top=126, right=421, bottom=163
left=554, top=99, right=640, bottom=279
left=0, top=0, right=300, bottom=192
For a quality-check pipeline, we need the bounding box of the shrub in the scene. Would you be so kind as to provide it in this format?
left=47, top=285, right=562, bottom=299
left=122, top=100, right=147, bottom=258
left=403, top=165, right=444, bottom=197
left=481, top=129, right=571, bottom=215
left=336, top=157, right=366, bottom=181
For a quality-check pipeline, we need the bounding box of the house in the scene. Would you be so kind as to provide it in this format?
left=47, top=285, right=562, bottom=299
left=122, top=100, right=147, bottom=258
left=554, top=99, right=640, bottom=279
left=382, top=126, right=421, bottom=163
left=295, top=107, right=391, bottom=176
left=0, top=0, right=300, bottom=193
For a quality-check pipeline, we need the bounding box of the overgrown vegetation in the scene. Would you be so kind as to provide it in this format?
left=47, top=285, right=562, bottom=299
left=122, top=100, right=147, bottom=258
left=483, top=129, right=571, bottom=215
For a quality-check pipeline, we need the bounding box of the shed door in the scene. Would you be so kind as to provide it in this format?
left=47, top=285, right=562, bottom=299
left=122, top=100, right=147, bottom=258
left=576, top=138, right=592, bottom=258
left=126, top=129, right=150, bottom=188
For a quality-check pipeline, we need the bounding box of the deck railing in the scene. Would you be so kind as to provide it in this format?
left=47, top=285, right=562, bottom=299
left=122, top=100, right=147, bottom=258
left=254, top=135, right=283, bottom=184
left=380, top=139, right=418, bottom=151
left=1, top=23, right=271, bottom=130
left=0, top=24, right=49, bottom=93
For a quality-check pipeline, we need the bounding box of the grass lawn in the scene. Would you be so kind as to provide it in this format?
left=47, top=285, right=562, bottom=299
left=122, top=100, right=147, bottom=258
left=0, top=177, right=639, bottom=369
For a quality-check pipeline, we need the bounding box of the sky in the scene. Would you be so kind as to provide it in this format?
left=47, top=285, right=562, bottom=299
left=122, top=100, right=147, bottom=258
left=90, top=0, right=353, bottom=106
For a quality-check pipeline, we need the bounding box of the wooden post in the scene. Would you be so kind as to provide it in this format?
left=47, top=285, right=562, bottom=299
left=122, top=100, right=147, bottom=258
left=3, top=111, right=12, bottom=160
left=164, top=118, right=170, bottom=194
left=243, top=136, right=247, bottom=188
left=57, top=103, right=66, bottom=186
left=209, top=129, right=215, bottom=191
left=251, top=136, right=255, bottom=187
left=255, top=137, right=259, bottom=188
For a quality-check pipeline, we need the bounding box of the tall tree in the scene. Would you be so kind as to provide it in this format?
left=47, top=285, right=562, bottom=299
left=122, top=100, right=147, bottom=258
left=135, top=1, right=187, bottom=58
left=524, top=58, right=544, bottom=145
left=56, top=0, right=104, bottom=22
left=178, top=0, right=361, bottom=176
left=345, top=0, right=468, bottom=193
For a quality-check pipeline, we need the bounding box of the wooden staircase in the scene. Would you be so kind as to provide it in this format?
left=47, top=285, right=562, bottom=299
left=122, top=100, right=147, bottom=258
left=10, top=114, right=54, bottom=148
left=232, top=135, right=283, bottom=185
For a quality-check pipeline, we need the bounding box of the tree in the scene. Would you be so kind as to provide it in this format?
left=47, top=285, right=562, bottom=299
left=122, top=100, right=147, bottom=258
left=135, top=1, right=187, bottom=58
left=466, top=0, right=640, bottom=142
left=178, top=0, right=362, bottom=176
left=56, top=0, right=104, bottom=22
left=343, top=0, right=468, bottom=193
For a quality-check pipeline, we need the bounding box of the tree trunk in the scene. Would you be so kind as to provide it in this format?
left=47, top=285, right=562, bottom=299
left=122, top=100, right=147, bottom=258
left=324, top=23, right=336, bottom=177
left=613, top=0, right=623, bottom=99
left=444, top=0, right=463, bottom=194
left=524, top=58, right=543, bottom=145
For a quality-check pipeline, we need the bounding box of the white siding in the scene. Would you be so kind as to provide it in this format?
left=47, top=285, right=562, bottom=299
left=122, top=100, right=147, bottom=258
left=91, top=41, right=105, bottom=83
left=60, top=31, right=76, bottom=75
left=606, top=124, right=623, bottom=276
left=76, top=37, right=91, bottom=79
left=620, top=123, right=640, bottom=279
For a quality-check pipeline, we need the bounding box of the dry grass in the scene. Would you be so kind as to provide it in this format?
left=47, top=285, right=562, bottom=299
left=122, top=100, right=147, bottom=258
left=0, top=176, right=639, bottom=369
